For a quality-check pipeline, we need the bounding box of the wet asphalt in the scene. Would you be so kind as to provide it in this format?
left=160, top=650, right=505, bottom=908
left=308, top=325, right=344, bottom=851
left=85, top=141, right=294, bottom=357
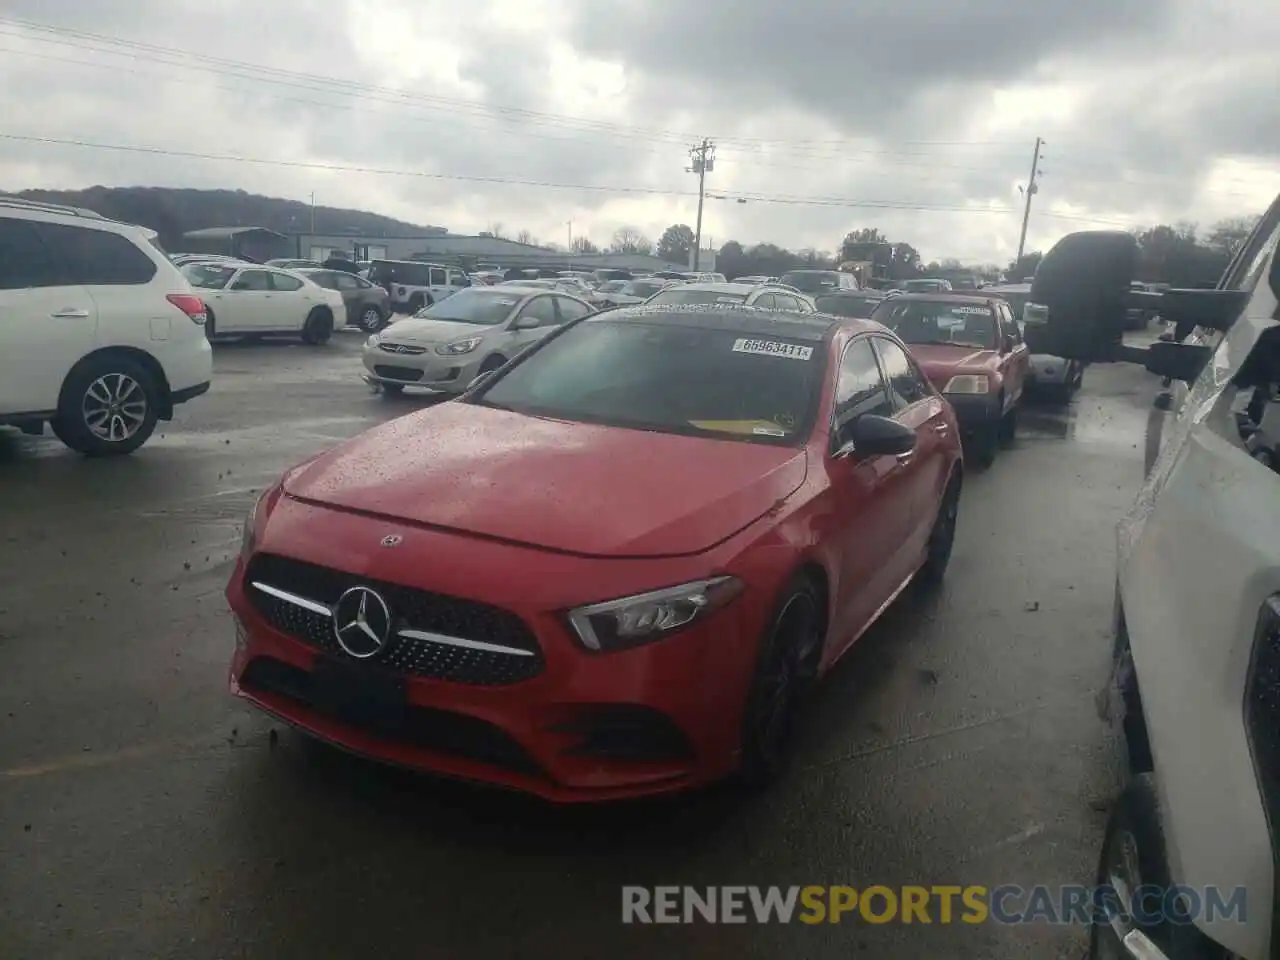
left=0, top=330, right=1160, bottom=960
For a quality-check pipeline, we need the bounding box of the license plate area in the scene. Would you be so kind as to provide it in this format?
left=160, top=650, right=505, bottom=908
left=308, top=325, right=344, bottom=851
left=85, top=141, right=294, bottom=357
left=309, top=657, right=407, bottom=732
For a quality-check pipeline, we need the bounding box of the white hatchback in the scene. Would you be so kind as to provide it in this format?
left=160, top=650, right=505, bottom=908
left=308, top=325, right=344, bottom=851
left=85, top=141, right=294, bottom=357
left=0, top=198, right=213, bottom=456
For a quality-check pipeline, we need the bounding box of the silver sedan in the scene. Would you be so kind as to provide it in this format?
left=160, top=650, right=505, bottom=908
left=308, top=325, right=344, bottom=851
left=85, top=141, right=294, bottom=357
left=361, top=285, right=595, bottom=396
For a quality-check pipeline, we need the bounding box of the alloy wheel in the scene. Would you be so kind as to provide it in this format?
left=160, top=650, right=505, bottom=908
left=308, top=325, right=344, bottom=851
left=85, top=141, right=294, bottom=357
left=82, top=373, right=147, bottom=443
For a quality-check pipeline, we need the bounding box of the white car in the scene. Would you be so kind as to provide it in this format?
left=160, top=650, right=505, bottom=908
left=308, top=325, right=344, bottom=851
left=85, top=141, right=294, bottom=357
left=180, top=262, right=345, bottom=343
left=644, top=281, right=816, bottom=313
left=0, top=197, right=212, bottom=456
left=1026, top=201, right=1280, bottom=960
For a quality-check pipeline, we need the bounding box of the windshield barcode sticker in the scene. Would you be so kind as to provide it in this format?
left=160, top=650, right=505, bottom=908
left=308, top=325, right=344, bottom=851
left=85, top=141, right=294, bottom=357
left=952, top=306, right=992, bottom=315
left=732, top=338, right=814, bottom=360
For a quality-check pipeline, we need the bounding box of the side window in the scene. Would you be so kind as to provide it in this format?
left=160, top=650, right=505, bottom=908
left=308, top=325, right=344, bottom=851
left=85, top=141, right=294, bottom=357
left=515, top=295, right=558, bottom=327
left=554, top=297, right=591, bottom=323
left=429, top=267, right=448, bottom=286
left=752, top=292, right=777, bottom=310
left=353, top=275, right=373, bottom=289
left=307, top=271, right=337, bottom=290
left=36, top=223, right=157, bottom=285
left=872, top=337, right=932, bottom=410
left=0, top=217, right=64, bottom=289
left=231, top=269, right=271, bottom=291
left=270, top=273, right=303, bottom=292
left=333, top=273, right=359, bottom=290
left=404, top=264, right=429, bottom=286
left=833, top=338, right=893, bottom=434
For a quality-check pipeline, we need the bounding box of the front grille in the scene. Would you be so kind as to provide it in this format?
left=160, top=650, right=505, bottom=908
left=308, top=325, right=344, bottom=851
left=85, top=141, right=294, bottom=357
left=373, top=365, right=425, bottom=382
left=379, top=343, right=428, bottom=355
left=240, top=657, right=543, bottom=775
left=244, top=553, right=544, bottom=685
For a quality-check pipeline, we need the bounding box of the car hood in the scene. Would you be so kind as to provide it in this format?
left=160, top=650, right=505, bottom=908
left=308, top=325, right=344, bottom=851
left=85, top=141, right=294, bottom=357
left=378, top=318, right=502, bottom=345
left=902, top=343, right=999, bottom=386
left=282, top=403, right=808, bottom=558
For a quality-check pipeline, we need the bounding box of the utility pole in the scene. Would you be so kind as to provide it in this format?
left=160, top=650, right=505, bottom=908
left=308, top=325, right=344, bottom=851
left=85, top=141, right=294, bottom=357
left=309, top=192, right=316, bottom=234
left=1015, top=137, right=1043, bottom=265
left=687, top=139, right=715, bottom=270
left=566, top=220, right=573, bottom=250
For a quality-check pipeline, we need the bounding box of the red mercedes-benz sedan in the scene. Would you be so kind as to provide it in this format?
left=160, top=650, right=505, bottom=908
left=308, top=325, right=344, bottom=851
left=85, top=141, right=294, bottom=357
left=227, top=305, right=964, bottom=802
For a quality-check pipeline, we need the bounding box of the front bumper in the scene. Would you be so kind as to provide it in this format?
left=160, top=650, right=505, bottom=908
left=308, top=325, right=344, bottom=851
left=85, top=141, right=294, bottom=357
left=943, top=392, right=1001, bottom=438
left=360, top=344, right=480, bottom=393
left=226, top=507, right=770, bottom=802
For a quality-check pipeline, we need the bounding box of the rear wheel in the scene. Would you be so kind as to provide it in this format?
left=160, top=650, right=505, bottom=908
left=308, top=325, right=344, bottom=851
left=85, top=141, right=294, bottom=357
left=301, top=308, right=333, bottom=345
left=52, top=355, right=161, bottom=457
left=739, top=575, right=824, bottom=787
left=407, top=294, right=428, bottom=314
left=358, top=305, right=384, bottom=333
left=205, top=307, right=217, bottom=340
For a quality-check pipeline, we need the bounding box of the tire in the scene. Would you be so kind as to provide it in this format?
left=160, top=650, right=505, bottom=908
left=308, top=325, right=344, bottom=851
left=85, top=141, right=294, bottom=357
left=52, top=355, right=161, bottom=457
left=204, top=307, right=217, bottom=341
left=969, top=420, right=999, bottom=468
left=1087, top=775, right=1210, bottom=959
left=472, top=354, right=507, bottom=384
left=358, top=305, right=384, bottom=333
left=379, top=383, right=405, bottom=397
left=301, top=308, right=333, bottom=345
left=918, top=474, right=960, bottom=586
left=739, top=575, right=824, bottom=787
left=407, top=294, right=428, bottom=314
left=999, top=403, right=1018, bottom=445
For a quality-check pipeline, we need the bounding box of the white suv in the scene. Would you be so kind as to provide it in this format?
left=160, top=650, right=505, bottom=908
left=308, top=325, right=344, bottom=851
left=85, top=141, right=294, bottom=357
left=0, top=198, right=213, bottom=456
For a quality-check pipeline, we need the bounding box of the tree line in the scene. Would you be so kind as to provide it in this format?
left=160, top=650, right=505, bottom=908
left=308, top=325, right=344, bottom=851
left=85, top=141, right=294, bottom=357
left=515, top=217, right=1261, bottom=287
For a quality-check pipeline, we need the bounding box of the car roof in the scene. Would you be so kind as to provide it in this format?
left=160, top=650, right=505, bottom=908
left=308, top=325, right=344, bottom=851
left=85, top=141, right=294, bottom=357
left=780, top=269, right=840, bottom=274
left=813, top=289, right=885, bottom=298
left=586, top=303, right=875, bottom=341
left=882, top=292, right=997, bottom=305
left=669, top=281, right=787, bottom=293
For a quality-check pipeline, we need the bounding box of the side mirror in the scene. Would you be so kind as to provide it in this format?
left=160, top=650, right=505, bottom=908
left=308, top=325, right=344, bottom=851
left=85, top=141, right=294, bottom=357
left=1024, top=230, right=1138, bottom=362
left=1144, top=340, right=1212, bottom=384
left=513, top=315, right=540, bottom=330
left=834, top=415, right=917, bottom=459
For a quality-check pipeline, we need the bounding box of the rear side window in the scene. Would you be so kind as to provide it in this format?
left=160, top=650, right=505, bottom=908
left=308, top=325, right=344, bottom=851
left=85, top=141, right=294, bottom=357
left=0, top=217, right=64, bottom=289
left=36, top=223, right=157, bottom=285
left=307, top=271, right=338, bottom=289
left=270, top=273, right=303, bottom=292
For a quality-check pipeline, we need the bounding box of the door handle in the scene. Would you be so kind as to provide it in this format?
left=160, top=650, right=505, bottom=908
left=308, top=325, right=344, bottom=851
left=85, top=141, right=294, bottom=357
left=50, top=308, right=90, bottom=319
left=896, top=451, right=915, bottom=464
left=933, top=422, right=950, bottom=435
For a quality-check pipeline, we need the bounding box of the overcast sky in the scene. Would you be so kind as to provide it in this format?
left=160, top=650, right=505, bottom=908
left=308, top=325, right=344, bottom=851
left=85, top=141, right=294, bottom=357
left=0, top=0, right=1277, bottom=264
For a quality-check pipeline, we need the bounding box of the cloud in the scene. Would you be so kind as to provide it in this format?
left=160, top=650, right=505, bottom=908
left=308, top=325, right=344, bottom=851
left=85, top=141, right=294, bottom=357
left=0, top=0, right=1276, bottom=265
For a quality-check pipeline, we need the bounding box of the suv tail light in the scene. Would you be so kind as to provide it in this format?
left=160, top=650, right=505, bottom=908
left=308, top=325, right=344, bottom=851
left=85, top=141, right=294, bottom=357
left=167, top=293, right=207, bottom=325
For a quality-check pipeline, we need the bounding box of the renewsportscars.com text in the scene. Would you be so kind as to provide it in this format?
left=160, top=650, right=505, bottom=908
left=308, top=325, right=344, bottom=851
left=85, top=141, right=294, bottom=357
left=621, top=885, right=1247, bottom=926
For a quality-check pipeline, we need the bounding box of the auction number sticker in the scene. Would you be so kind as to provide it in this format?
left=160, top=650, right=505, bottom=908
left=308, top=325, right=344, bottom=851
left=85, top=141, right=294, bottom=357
left=732, top=338, right=814, bottom=360
left=951, top=306, right=992, bottom=315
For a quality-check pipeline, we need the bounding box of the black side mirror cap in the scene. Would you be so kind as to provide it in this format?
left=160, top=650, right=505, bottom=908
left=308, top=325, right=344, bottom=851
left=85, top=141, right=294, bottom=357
left=835, top=414, right=917, bottom=458
left=1143, top=341, right=1213, bottom=384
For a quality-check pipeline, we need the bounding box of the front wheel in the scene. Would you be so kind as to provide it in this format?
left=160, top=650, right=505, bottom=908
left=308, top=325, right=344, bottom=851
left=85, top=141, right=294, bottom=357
left=301, top=308, right=333, bottom=345
left=918, top=476, right=960, bottom=586
left=999, top=404, right=1018, bottom=445
left=52, top=356, right=161, bottom=457
left=969, top=421, right=999, bottom=468
left=358, top=305, right=384, bottom=333
left=739, top=576, right=824, bottom=788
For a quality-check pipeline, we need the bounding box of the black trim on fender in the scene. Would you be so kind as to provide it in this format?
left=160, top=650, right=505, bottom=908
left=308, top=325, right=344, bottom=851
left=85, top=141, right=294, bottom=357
left=1242, top=594, right=1280, bottom=957
left=171, top=381, right=211, bottom=404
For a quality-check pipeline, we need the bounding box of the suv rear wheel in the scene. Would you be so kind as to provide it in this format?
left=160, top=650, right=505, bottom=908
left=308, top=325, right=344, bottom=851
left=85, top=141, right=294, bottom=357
left=53, top=355, right=161, bottom=456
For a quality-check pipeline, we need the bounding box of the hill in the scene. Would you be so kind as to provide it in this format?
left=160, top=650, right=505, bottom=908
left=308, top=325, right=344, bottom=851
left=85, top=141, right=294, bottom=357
left=3, top=186, right=446, bottom=247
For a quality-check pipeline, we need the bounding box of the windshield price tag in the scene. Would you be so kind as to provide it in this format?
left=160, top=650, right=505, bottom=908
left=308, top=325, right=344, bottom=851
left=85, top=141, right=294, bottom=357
left=951, top=306, right=992, bottom=315
left=732, top=338, right=814, bottom=361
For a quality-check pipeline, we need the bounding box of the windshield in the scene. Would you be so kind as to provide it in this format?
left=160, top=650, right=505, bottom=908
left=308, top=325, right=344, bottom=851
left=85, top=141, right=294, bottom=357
left=815, top=295, right=881, bottom=319
left=181, top=263, right=236, bottom=289
left=647, top=288, right=748, bottom=306
left=872, top=300, right=998, bottom=349
left=417, top=288, right=521, bottom=324
left=905, top=279, right=946, bottom=292
left=780, top=271, right=840, bottom=293
left=619, top=280, right=667, bottom=297
left=473, top=317, right=824, bottom=444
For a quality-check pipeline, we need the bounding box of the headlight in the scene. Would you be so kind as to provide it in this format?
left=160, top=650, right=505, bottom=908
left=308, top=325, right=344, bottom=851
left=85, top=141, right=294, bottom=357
left=366, top=333, right=381, bottom=347
left=943, top=375, right=990, bottom=394
left=566, top=577, right=744, bottom=652
left=436, top=337, right=483, bottom=356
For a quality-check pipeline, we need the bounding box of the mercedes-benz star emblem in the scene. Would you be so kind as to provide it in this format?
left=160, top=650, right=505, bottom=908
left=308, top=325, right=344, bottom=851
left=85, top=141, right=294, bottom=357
left=380, top=534, right=403, bottom=547
left=332, top=586, right=392, bottom=659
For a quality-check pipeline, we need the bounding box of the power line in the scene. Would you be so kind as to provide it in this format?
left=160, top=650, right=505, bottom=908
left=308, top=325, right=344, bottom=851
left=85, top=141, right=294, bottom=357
left=0, top=132, right=1137, bottom=225
left=0, top=17, right=1029, bottom=158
